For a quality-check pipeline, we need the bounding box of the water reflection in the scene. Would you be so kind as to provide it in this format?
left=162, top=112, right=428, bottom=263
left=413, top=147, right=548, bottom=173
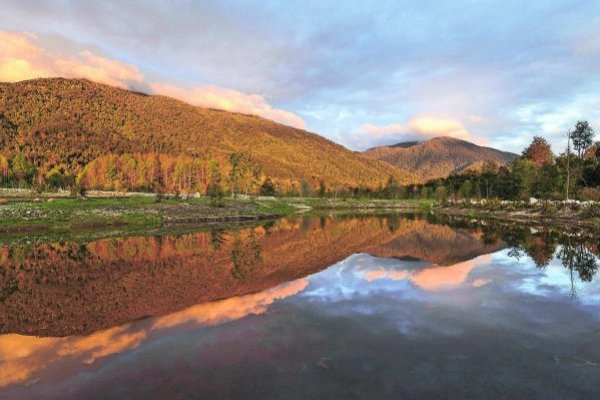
left=0, top=279, right=308, bottom=389
left=0, top=216, right=503, bottom=337
left=0, top=215, right=598, bottom=399
left=477, top=221, right=599, bottom=296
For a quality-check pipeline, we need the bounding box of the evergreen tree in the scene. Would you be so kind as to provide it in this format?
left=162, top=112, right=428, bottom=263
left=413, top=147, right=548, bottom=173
left=259, top=177, right=277, bottom=196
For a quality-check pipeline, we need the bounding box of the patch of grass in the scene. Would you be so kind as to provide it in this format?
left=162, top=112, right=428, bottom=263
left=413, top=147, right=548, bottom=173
left=254, top=199, right=298, bottom=215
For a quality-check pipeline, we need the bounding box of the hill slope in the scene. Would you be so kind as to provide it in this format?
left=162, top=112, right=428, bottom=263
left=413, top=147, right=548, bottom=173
left=363, top=137, right=517, bottom=182
left=0, top=78, right=416, bottom=190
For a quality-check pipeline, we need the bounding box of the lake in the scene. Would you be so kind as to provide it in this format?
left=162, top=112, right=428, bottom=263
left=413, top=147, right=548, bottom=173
left=0, top=214, right=598, bottom=399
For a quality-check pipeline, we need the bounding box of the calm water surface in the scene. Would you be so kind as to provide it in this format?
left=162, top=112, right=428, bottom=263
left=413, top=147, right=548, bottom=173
left=0, top=215, right=598, bottom=399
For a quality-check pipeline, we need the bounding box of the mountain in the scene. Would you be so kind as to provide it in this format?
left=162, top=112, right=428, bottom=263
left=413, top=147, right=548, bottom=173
left=363, top=136, right=518, bottom=182
left=0, top=78, right=417, bottom=190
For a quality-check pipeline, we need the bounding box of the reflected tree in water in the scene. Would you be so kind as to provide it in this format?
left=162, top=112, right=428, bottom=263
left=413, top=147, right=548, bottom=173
left=558, top=236, right=599, bottom=298
left=483, top=222, right=598, bottom=296
left=230, top=229, right=262, bottom=280
left=210, top=228, right=226, bottom=255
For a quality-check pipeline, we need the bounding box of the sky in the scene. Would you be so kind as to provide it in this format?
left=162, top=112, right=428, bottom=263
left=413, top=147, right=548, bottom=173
left=1, top=0, right=599, bottom=153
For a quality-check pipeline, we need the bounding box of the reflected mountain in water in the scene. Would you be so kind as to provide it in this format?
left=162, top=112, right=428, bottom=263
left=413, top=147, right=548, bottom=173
left=0, top=216, right=504, bottom=337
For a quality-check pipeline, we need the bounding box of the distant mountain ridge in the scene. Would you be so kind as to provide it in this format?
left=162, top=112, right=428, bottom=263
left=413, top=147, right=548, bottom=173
left=0, top=78, right=418, bottom=190
left=363, top=136, right=517, bottom=182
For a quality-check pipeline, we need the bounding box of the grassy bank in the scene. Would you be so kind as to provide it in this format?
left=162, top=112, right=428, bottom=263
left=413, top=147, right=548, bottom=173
left=434, top=199, right=600, bottom=232
left=0, top=195, right=429, bottom=239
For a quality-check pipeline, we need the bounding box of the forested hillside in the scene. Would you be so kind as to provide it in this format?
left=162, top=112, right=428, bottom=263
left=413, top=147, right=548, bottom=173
left=0, top=78, right=416, bottom=194
left=364, top=136, right=517, bottom=182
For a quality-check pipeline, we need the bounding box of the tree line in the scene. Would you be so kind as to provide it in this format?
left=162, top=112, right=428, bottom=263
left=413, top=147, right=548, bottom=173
left=410, top=120, right=600, bottom=202
left=0, top=120, right=598, bottom=201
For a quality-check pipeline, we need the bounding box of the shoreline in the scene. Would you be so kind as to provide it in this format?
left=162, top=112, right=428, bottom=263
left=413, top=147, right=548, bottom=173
left=0, top=195, right=598, bottom=240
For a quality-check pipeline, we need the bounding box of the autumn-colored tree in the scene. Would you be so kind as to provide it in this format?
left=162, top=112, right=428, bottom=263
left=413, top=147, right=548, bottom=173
left=229, top=153, right=247, bottom=204
left=0, top=154, right=10, bottom=184
left=584, top=142, right=600, bottom=160
left=522, top=136, right=554, bottom=166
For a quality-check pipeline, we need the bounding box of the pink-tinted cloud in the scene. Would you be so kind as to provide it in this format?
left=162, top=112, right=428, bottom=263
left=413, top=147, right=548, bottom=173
left=153, top=278, right=308, bottom=329
left=0, top=30, right=143, bottom=88
left=0, top=30, right=305, bottom=128
left=149, top=82, right=306, bottom=129
left=351, top=114, right=482, bottom=149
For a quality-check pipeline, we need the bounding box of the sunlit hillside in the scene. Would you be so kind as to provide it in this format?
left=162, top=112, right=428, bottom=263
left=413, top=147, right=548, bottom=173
left=0, top=78, right=418, bottom=192
left=364, top=136, right=517, bottom=182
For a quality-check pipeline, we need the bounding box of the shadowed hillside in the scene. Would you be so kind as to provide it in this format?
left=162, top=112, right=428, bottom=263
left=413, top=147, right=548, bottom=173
left=364, top=136, right=517, bottom=182
left=0, top=78, right=417, bottom=190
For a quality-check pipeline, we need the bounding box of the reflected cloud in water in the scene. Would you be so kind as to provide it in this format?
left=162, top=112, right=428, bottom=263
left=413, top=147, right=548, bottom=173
left=0, top=279, right=308, bottom=388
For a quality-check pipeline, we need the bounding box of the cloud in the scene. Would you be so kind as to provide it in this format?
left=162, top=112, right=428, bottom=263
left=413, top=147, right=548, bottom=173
left=2, top=1, right=599, bottom=151
left=351, top=114, right=473, bottom=149
left=0, top=29, right=305, bottom=128
left=149, top=82, right=306, bottom=129
left=0, top=30, right=143, bottom=88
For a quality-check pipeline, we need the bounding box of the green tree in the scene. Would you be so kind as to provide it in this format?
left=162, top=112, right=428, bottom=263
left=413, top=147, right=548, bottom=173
left=481, top=160, right=499, bottom=198
left=458, top=180, right=472, bottom=199
left=384, top=175, right=400, bottom=199
left=259, top=177, right=277, bottom=196
left=45, top=168, right=68, bottom=189
left=571, top=120, right=595, bottom=159
left=229, top=153, right=248, bottom=205
left=318, top=180, right=326, bottom=198
left=435, top=185, right=448, bottom=201
left=206, top=161, right=223, bottom=206
left=300, top=178, right=312, bottom=197
left=512, top=158, right=539, bottom=199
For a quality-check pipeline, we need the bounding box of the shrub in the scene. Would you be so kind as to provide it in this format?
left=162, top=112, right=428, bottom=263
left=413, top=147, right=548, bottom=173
left=581, top=187, right=600, bottom=201
left=581, top=203, right=600, bottom=218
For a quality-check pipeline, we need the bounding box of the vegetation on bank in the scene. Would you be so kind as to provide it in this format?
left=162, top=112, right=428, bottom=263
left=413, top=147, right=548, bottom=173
left=0, top=195, right=431, bottom=236
left=436, top=198, right=600, bottom=231
left=416, top=121, right=600, bottom=202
